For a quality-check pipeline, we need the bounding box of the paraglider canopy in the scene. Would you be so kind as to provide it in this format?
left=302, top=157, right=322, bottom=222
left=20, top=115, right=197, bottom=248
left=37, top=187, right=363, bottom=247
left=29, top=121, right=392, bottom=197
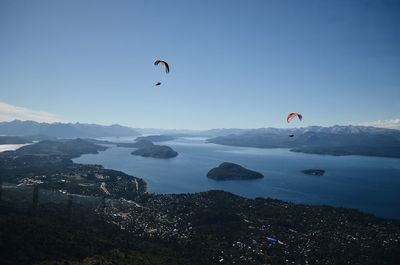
left=155, top=82, right=161, bottom=86
left=154, top=60, right=170, bottom=74
left=287, top=112, right=302, bottom=123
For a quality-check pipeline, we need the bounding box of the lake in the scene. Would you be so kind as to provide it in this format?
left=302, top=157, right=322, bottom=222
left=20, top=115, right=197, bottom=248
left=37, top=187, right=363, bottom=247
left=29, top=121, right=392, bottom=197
left=74, top=137, right=400, bottom=219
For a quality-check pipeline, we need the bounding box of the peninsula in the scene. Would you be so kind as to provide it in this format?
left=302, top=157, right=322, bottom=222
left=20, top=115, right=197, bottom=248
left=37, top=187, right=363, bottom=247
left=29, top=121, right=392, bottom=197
left=110, top=139, right=179, bottom=159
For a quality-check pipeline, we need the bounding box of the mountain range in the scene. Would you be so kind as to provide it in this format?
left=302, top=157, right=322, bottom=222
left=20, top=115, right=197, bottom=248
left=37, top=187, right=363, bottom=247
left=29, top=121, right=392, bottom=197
left=139, top=125, right=400, bottom=138
left=1, top=121, right=400, bottom=158
left=0, top=120, right=139, bottom=138
left=207, top=125, right=400, bottom=158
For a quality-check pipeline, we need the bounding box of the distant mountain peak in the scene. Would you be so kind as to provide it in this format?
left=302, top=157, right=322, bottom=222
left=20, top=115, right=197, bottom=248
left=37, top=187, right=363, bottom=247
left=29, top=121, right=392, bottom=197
left=0, top=120, right=140, bottom=138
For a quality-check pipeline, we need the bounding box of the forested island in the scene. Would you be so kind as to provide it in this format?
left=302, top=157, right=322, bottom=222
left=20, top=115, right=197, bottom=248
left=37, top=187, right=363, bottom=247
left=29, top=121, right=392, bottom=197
left=88, top=138, right=179, bottom=159
left=207, top=162, right=264, bottom=180
left=131, top=145, right=178, bottom=159
left=116, top=139, right=178, bottom=159
left=135, top=134, right=176, bottom=142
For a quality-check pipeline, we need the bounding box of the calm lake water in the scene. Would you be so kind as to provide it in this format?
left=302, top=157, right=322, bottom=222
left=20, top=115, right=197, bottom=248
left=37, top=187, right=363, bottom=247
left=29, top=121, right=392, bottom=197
left=74, top=137, right=400, bottom=219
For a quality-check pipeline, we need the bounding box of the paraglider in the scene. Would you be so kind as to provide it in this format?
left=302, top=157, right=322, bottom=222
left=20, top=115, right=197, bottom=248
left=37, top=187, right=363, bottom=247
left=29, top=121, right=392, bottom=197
left=154, top=60, right=170, bottom=74
left=154, top=60, right=169, bottom=87
left=287, top=112, right=302, bottom=123
left=287, top=112, right=302, bottom=137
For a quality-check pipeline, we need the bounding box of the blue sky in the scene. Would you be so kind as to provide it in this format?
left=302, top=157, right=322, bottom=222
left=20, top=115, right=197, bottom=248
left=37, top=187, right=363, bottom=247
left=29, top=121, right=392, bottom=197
left=0, top=0, right=399, bottom=129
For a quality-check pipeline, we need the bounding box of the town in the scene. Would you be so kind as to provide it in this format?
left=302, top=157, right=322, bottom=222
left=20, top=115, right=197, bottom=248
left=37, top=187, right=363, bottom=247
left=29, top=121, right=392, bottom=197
left=1, top=139, right=399, bottom=264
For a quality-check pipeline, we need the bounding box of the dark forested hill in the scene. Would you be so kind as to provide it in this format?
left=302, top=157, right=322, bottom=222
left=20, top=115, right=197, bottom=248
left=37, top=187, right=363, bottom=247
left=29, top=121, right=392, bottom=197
left=0, top=190, right=399, bottom=265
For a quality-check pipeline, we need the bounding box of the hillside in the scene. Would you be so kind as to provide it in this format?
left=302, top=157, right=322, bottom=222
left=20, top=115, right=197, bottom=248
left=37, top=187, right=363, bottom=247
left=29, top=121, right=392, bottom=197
left=0, top=139, right=146, bottom=199
left=0, top=189, right=399, bottom=265
left=1, top=137, right=400, bottom=264
left=207, top=126, right=400, bottom=158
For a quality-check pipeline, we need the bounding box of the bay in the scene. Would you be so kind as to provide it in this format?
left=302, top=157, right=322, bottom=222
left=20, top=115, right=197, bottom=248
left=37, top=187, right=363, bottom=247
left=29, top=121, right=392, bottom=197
left=74, top=137, right=400, bottom=219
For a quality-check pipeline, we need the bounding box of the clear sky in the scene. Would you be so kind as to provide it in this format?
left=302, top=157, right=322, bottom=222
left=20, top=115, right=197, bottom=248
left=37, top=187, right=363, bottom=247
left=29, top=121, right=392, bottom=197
left=0, top=0, right=399, bottom=129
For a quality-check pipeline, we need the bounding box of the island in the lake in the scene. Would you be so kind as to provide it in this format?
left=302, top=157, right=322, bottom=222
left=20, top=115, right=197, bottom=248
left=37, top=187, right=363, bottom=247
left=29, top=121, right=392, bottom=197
left=135, top=134, right=176, bottom=142
left=129, top=140, right=178, bottom=159
left=207, top=162, right=264, bottom=180
left=302, top=169, right=325, bottom=176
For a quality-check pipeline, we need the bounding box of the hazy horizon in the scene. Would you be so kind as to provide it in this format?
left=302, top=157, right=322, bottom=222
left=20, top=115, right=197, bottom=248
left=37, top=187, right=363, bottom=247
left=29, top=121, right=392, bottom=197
left=1, top=118, right=400, bottom=132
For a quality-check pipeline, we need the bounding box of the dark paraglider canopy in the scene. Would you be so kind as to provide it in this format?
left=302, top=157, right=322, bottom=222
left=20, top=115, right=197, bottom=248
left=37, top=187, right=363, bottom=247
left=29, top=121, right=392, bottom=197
left=154, top=60, right=170, bottom=74
left=289, top=134, right=294, bottom=137
left=155, top=82, right=161, bottom=86
left=287, top=112, right=302, bottom=123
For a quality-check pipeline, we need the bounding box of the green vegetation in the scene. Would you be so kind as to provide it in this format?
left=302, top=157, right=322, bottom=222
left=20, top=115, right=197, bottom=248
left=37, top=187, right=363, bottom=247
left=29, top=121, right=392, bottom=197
left=1, top=138, right=400, bottom=264
left=0, top=201, right=187, bottom=265
left=131, top=144, right=178, bottom=159
left=12, top=138, right=107, bottom=158
left=207, top=162, right=264, bottom=180
left=116, top=139, right=178, bottom=159
left=0, top=139, right=146, bottom=198
left=1, top=189, right=399, bottom=265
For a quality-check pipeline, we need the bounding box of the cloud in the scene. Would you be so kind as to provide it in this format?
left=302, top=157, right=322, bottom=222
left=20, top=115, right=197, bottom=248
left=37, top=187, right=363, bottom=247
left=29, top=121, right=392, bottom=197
left=359, top=118, right=400, bottom=129
left=0, top=101, right=63, bottom=123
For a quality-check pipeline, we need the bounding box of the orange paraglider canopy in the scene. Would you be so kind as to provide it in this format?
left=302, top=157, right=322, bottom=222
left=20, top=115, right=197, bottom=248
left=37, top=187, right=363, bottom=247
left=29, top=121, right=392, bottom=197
left=287, top=112, right=302, bottom=123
